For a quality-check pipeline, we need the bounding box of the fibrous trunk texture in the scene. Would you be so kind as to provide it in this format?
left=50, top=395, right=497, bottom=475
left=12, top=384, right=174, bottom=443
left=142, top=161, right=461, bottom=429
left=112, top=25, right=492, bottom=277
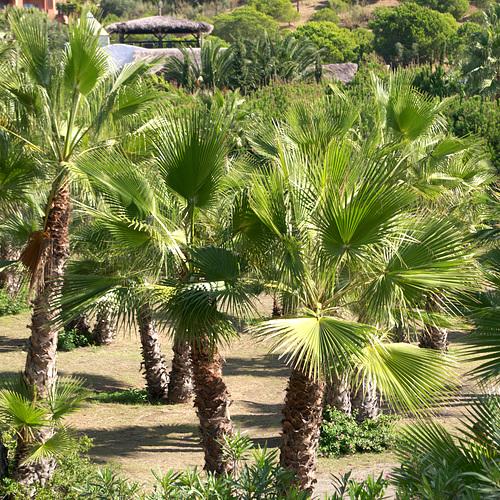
left=138, top=304, right=169, bottom=403
left=168, top=341, right=194, bottom=403
left=0, top=243, right=21, bottom=293
left=24, top=182, right=71, bottom=397
left=350, top=372, right=378, bottom=423
left=12, top=432, right=56, bottom=495
left=419, top=295, right=448, bottom=351
left=280, top=367, right=325, bottom=493
left=191, top=342, right=234, bottom=476
left=324, top=375, right=351, bottom=416
left=92, top=306, right=117, bottom=346
left=0, top=434, right=8, bottom=478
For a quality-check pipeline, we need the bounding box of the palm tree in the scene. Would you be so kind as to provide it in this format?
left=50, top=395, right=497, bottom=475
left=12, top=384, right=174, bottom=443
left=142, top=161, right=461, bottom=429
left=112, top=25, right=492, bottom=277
left=0, top=10, right=160, bottom=398
left=242, top=140, right=475, bottom=491
left=0, top=375, right=87, bottom=490
left=391, top=242, right=500, bottom=499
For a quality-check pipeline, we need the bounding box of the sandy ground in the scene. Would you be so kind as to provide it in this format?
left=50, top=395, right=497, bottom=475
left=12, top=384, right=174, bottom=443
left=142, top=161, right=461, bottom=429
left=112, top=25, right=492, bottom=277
left=0, top=310, right=479, bottom=498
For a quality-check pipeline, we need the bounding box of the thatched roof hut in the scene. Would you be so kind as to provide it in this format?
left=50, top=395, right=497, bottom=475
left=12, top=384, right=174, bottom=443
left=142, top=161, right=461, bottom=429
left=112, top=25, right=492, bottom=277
left=106, top=16, right=214, bottom=36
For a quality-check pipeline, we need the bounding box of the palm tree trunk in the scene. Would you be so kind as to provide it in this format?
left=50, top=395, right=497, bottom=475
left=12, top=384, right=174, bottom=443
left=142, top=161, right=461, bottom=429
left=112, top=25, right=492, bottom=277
left=191, top=341, right=234, bottom=476
left=24, top=182, right=71, bottom=398
left=0, top=243, right=21, bottom=293
left=280, top=366, right=325, bottom=493
left=324, top=375, right=351, bottom=416
left=0, top=434, right=8, bottom=478
left=12, top=432, right=56, bottom=492
left=419, top=295, right=448, bottom=351
left=167, top=341, right=194, bottom=404
left=350, top=371, right=378, bottom=423
left=92, top=306, right=117, bottom=346
left=138, top=304, right=170, bottom=403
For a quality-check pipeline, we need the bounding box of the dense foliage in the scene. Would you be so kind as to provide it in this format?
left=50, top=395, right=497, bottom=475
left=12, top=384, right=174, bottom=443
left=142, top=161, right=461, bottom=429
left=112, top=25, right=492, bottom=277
left=295, top=21, right=373, bottom=63
left=248, top=0, right=300, bottom=23
left=402, top=0, right=469, bottom=20
left=369, top=3, right=458, bottom=64
left=212, top=7, right=279, bottom=43
left=319, top=407, right=399, bottom=458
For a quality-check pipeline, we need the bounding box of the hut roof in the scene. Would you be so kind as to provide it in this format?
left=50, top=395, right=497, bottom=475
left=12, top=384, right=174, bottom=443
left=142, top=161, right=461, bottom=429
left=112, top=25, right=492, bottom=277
left=106, top=16, right=213, bottom=36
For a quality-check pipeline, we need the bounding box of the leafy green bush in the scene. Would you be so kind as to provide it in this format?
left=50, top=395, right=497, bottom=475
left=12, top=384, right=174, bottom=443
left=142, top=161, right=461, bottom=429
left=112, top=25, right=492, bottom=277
left=403, top=0, right=469, bottom=20
left=369, top=3, right=458, bottom=64
left=89, top=388, right=158, bottom=405
left=328, top=0, right=350, bottom=12
left=319, top=406, right=400, bottom=458
left=443, top=96, right=500, bottom=172
left=0, top=287, right=29, bottom=316
left=57, top=328, right=93, bottom=351
left=246, top=79, right=329, bottom=121
left=309, top=7, right=341, bottom=23
left=249, top=0, right=300, bottom=23
left=295, top=22, right=374, bottom=63
left=212, top=7, right=279, bottom=43
left=409, top=64, right=461, bottom=98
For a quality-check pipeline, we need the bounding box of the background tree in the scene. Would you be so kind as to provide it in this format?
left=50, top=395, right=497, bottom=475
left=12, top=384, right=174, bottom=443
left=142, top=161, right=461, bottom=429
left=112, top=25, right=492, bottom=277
left=369, top=3, right=458, bottom=64
left=248, top=0, right=300, bottom=24
left=402, top=0, right=469, bottom=20
left=295, top=22, right=373, bottom=64
left=212, top=7, right=279, bottom=43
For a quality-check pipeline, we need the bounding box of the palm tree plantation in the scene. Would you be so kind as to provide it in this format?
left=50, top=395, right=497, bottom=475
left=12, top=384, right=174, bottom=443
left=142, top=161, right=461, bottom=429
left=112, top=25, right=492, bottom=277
left=2, top=1, right=500, bottom=498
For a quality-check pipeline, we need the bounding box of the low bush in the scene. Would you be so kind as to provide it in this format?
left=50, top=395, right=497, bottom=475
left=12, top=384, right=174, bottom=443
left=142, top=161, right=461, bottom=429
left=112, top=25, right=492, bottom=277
left=443, top=96, right=500, bottom=172
left=319, top=406, right=400, bottom=458
left=89, top=388, right=158, bottom=405
left=0, top=435, right=98, bottom=500
left=0, top=287, right=29, bottom=316
left=57, top=327, right=93, bottom=351
left=309, top=8, right=341, bottom=23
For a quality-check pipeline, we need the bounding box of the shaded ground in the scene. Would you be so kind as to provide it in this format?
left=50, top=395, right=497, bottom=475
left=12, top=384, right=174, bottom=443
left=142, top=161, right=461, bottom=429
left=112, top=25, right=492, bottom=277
left=0, top=312, right=479, bottom=498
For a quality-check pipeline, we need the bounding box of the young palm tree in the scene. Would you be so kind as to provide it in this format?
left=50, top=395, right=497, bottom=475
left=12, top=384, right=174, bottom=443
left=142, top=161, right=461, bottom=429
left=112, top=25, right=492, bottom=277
left=0, top=375, right=87, bottom=489
left=0, top=10, right=160, bottom=398
left=243, top=142, right=475, bottom=492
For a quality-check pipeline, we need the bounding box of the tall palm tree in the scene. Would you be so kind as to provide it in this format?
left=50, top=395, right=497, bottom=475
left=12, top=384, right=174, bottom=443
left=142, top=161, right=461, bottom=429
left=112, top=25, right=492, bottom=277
left=0, top=10, right=160, bottom=398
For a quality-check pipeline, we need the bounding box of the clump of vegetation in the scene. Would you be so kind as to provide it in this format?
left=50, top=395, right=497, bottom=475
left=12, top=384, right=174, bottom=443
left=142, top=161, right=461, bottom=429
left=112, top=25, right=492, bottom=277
left=89, top=388, right=160, bottom=405
left=0, top=287, right=29, bottom=317
left=57, top=328, right=93, bottom=351
left=319, top=407, right=400, bottom=458
left=329, top=472, right=391, bottom=500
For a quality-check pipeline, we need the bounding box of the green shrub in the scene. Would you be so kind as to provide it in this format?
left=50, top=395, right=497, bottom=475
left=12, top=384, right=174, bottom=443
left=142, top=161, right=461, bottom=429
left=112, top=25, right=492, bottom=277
left=319, top=406, right=400, bottom=458
left=369, top=3, right=458, bottom=64
left=0, top=287, right=29, bottom=316
left=443, top=96, right=500, bottom=172
left=249, top=0, right=300, bottom=23
left=295, top=22, right=374, bottom=63
left=328, top=0, right=350, bottom=12
left=309, top=7, right=341, bottom=23
left=212, top=7, right=279, bottom=43
left=409, top=64, right=461, bottom=98
left=57, top=328, right=93, bottom=351
left=402, top=0, right=469, bottom=20
left=468, top=9, right=487, bottom=24
left=246, top=79, right=329, bottom=121
left=89, top=388, right=157, bottom=405
left=1, top=436, right=99, bottom=500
